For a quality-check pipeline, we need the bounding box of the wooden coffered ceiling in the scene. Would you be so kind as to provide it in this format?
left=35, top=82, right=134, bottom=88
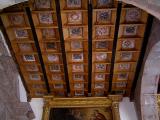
left=0, top=0, right=152, bottom=98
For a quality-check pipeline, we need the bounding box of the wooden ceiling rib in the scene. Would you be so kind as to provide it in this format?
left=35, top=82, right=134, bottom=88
left=0, top=0, right=150, bottom=98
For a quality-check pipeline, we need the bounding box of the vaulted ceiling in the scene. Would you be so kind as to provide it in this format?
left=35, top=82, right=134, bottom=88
left=0, top=0, right=150, bottom=98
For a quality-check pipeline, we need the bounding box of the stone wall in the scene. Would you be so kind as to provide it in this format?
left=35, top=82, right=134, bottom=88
left=0, top=30, right=35, bottom=120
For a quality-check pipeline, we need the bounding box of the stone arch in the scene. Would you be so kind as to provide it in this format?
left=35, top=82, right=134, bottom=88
left=140, top=41, right=160, bottom=120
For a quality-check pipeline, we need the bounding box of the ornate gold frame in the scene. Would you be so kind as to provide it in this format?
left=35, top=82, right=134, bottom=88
left=42, top=95, right=122, bottom=120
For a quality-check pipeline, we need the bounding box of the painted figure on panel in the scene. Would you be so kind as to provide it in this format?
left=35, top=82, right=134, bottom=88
left=50, top=107, right=112, bottom=120
left=97, top=0, right=111, bottom=7
left=67, top=0, right=81, bottom=8
left=35, top=0, right=51, bottom=9
left=125, top=8, right=141, bottom=22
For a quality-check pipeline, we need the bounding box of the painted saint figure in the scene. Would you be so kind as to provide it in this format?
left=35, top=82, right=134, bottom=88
left=90, top=110, right=107, bottom=120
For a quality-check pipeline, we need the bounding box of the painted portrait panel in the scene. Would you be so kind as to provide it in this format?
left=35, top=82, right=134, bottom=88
left=95, top=53, right=108, bottom=61
left=125, top=8, right=141, bottom=22
left=73, top=74, right=84, bottom=81
left=69, top=27, right=83, bottom=38
left=74, top=83, right=84, bottom=89
left=49, top=64, right=61, bottom=72
left=117, top=73, right=128, bottom=80
left=23, top=54, right=35, bottom=62
left=52, top=74, right=62, bottom=81
left=72, top=64, right=84, bottom=72
left=38, top=13, right=53, bottom=24
left=49, top=107, right=113, bottom=120
left=15, top=29, right=28, bottom=38
left=47, top=54, right=59, bottom=62
left=29, top=74, right=41, bottom=81
left=19, top=43, right=33, bottom=52
left=96, top=26, right=110, bottom=37
left=95, top=41, right=108, bottom=49
left=97, top=10, right=111, bottom=23
left=66, top=0, right=81, bottom=8
left=71, top=41, right=83, bottom=50
left=95, top=64, right=106, bottom=71
left=118, top=63, right=130, bottom=70
left=123, top=25, right=137, bottom=36
left=72, top=53, right=83, bottom=62
left=68, top=11, right=82, bottom=24
left=25, top=64, right=39, bottom=71
left=42, top=28, right=55, bottom=38
left=121, top=39, right=135, bottom=49
left=9, top=15, right=25, bottom=25
left=46, top=42, right=57, bottom=50
left=97, top=0, right=112, bottom=7
left=120, top=52, right=133, bottom=61
left=35, top=0, right=51, bottom=9
left=95, top=73, right=105, bottom=81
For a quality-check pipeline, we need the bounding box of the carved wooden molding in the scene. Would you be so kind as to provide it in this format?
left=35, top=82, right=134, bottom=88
left=42, top=95, right=122, bottom=120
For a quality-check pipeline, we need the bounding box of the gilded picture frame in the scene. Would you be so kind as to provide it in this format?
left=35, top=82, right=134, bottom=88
left=42, top=95, right=122, bottom=120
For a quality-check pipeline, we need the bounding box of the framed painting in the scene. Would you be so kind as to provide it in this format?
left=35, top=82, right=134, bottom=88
left=72, top=53, right=83, bottom=62
left=121, top=39, right=135, bottom=49
left=34, top=0, right=51, bottom=9
left=19, top=43, right=33, bottom=52
left=95, top=63, right=106, bottom=72
left=74, top=83, right=84, bottom=89
left=46, top=42, right=57, bottom=51
left=97, top=0, right=112, bottom=8
left=95, top=41, right=108, bottom=49
left=66, top=0, right=82, bottom=8
left=9, top=14, right=25, bottom=25
left=73, top=74, right=84, bottom=81
left=42, top=96, right=122, bottom=120
left=69, top=27, right=83, bottom=38
left=72, top=64, right=84, bottom=72
left=52, top=74, right=63, bottom=81
left=14, top=29, right=28, bottom=38
left=71, top=41, right=83, bottom=50
left=47, top=54, right=59, bottom=62
left=120, top=52, right=133, bottom=61
left=118, top=63, right=130, bottom=71
left=29, top=74, right=41, bottom=81
left=95, top=52, right=108, bottom=62
left=125, top=8, right=141, bottom=22
left=95, top=83, right=105, bottom=89
left=38, top=13, right=53, bottom=24
left=115, top=82, right=127, bottom=88
left=74, top=90, right=84, bottom=96
left=96, top=10, right=111, bottom=23
left=25, top=64, right=39, bottom=71
left=54, top=84, right=64, bottom=89
left=95, top=26, right=110, bottom=37
left=23, top=54, right=35, bottom=62
left=95, top=73, right=105, bottom=81
left=49, top=64, right=61, bottom=72
left=67, top=11, right=82, bottom=24
left=117, top=73, right=129, bottom=80
left=42, top=28, right=55, bottom=39
left=123, top=25, right=137, bottom=36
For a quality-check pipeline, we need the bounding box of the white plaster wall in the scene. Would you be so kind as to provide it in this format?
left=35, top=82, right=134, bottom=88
left=119, top=97, right=138, bottom=120
left=30, top=98, right=44, bottom=120
left=19, top=75, right=43, bottom=120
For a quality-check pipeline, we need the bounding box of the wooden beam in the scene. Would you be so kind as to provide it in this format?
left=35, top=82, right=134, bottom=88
left=108, top=2, right=122, bottom=93
left=130, top=15, right=154, bottom=100
left=88, top=0, right=93, bottom=95
left=55, top=0, right=70, bottom=94
left=25, top=7, right=51, bottom=93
